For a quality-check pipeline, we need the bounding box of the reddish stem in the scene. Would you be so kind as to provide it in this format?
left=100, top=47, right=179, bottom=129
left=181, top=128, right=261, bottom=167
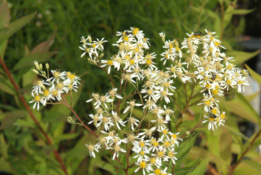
left=0, top=58, right=69, bottom=175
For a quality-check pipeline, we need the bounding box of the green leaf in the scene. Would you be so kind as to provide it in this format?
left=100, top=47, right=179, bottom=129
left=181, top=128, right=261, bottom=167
left=0, top=110, right=27, bottom=129
left=187, top=159, right=209, bottom=175
left=0, top=3, right=10, bottom=28
left=233, top=162, right=260, bottom=175
left=176, top=134, right=196, bottom=161
left=0, top=134, right=8, bottom=158
left=0, top=12, right=36, bottom=44
left=222, top=92, right=260, bottom=124
left=245, top=64, right=261, bottom=84
left=229, top=9, right=255, bottom=15
left=32, top=32, right=56, bottom=53
left=0, top=78, right=15, bottom=95
left=244, top=92, right=260, bottom=101
left=0, top=158, right=12, bottom=173
left=13, top=51, right=56, bottom=71
left=227, top=50, right=260, bottom=65
left=243, top=159, right=261, bottom=172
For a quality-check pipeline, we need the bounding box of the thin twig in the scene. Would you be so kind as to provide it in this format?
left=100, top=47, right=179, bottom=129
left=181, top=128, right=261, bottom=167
left=101, top=67, right=116, bottom=88
left=0, top=57, right=69, bottom=175
left=61, top=96, right=124, bottom=167
left=229, top=130, right=261, bottom=174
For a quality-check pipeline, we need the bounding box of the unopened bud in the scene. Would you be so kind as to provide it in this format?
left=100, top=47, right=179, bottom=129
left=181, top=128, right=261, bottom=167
left=45, top=63, right=49, bottom=70
left=32, top=69, right=39, bottom=74
left=34, top=61, right=40, bottom=70
left=67, top=116, right=75, bottom=124
left=39, top=64, right=43, bottom=70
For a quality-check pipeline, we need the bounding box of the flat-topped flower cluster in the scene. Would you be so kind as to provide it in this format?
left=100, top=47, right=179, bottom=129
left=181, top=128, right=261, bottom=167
left=77, top=27, right=249, bottom=174
left=30, top=61, right=80, bottom=110
left=30, top=27, right=249, bottom=175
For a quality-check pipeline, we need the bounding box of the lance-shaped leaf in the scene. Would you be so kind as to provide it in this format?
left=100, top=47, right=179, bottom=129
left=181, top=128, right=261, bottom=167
left=1, top=110, right=27, bottom=129
left=227, top=50, right=260, bottom=65
left=245, top=64, right=261, bottom=84
left=0, top=12, right=36, bottom=44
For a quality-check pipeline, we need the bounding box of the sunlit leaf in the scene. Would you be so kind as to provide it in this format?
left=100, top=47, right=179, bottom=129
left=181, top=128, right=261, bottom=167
left=222, top=92, right=259, bottom=124
left=227, top=50, right=260, bottom=65
left=187, top=159, right=209, bottom=175
left=245, top=64, right=261, bottom=85
left=229, top=9, right=255, bottom=15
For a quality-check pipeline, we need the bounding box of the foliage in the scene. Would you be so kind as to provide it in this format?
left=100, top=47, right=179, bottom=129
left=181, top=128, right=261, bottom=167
left=0, top=0, right=260, bottom=175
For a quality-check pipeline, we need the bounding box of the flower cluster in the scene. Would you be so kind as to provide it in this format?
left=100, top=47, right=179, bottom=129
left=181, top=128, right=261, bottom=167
left=78, top=28, right=249, bottom=174
left=29, top=61, right=80, bottom=110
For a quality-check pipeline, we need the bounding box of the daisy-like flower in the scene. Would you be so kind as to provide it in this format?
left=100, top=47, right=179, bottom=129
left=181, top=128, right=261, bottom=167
left=203, top=114, right=217, bottom=131
left=107, top=144, right=126, bottom=160
left=128, top=116, right=139, bottom=130
left=96, top=115, right=114, bottom=131
left=133, top=148, right=150, bottom=162
left=101, top=59, right=115, bottom=74
left=32, top=80, right=49, bottom=95
left=111, top=111, right=126, bottom=130
left=134, top=161, right=152, bottom=175
left=138, top=127, right=157, bottom=139
left=171, top=132, right=183, bottom=146
left=163, top=105, right=174, bottom=121
left=124, top=100, right=142, bottom=113
left=85, top=143, right=99, bottom=158
left=151, top=117, right=167, bottom=131
left=29, top=94, right=43, bottom=110
left=108, top=88, right=122, bottom=99
left=48, top=70, right=66, bottom=83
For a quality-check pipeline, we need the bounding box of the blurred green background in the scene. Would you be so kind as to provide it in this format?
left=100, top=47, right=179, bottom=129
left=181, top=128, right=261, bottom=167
left=1, top=0, right=261, bottom=175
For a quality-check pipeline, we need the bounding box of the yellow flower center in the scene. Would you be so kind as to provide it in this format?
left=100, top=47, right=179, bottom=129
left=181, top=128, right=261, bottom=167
left=164, top=141, right=170, bottom=147
left=154, top=169, right=161, bottom=175
left=205, top=100, right=211, bottom=106
left=34, top=95, right=41, bottom=102
left=53, top=72, right=60, bottom=78
left=209, top=117, right=215, bottom=122
left=129, top=59, right=135, bottom=65
left=161, top=90, right=167, bottom=97
left=69, top=74, right=75, bottom=80
left=123, top=36, right=129, bottom=42
left=172, top=134, right=177, bottom=139
left=226, top=79, right=231, bottom=85
left=150, top=157, right=156, bottom=164
left=220, top=114, right=226, bottom=119
left=107, top=60, right=113, bottom=66
left=146, top=59, right=152, bottom=65
left=212, top=89, right=218, bottom=95
left=211, top=108, right=217, bottom=115
left=168, top=151, right=174, bottom=157
left=157, top=151, right=164, bottom=158
left=147, top=89, right=153, bottom=95
left=206, top=84, right=211, bottom=89
left=140, top=161, right=146, bottom=169
left=43, top=90, right=49, bottom=97
left=57, top=83, right=63, bottom=90
left=52, top=90, right=58, bottom=97
left=133, top=28, right=139, bottom=35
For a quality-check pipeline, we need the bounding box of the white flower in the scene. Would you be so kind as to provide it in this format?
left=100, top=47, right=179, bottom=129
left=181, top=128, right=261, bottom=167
left=124, top=100, right=142, bottom=113
left=86, top=144, right=99, bottom=158
left=202, top=115, right=217, bottom=131
left=29, top=94, right=43, bottom=110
